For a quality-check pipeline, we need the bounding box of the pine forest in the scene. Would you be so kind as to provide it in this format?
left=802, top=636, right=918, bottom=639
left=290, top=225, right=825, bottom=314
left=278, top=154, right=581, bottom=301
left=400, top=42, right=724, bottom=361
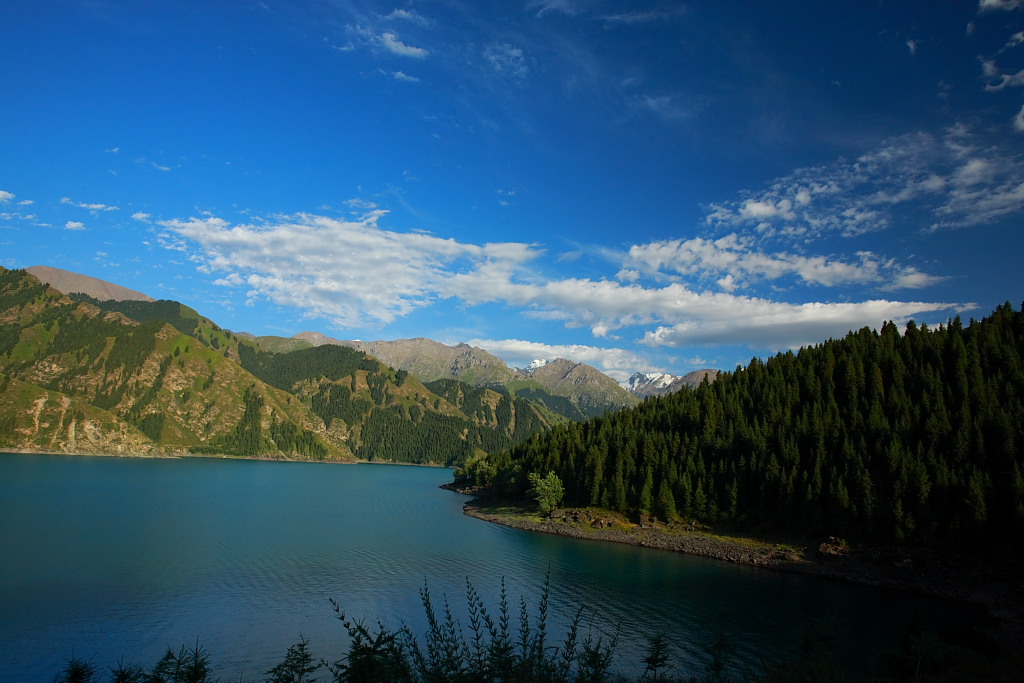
left=466, top=303, right=1024, bottom=547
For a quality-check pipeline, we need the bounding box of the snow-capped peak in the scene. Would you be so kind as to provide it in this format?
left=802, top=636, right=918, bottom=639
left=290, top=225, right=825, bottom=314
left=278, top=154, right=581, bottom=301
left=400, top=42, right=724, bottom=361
left=627, top=372, right=675, bottom=391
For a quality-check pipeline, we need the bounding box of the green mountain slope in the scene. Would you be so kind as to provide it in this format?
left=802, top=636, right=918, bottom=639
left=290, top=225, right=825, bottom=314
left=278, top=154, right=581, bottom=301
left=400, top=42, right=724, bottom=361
left=0, top=267, right=567, bottom=465
left=468, top=303, right=1024, bottom=547
left=0, top=268, right=347, bottom=460
left=237, top=345, right=566, bottom=464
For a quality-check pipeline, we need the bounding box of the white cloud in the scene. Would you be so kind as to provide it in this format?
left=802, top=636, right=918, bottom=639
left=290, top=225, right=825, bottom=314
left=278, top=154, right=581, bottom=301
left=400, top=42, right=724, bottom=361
left=1015, top=104, right=1024, bottom=132
left=884, top=268, right=948, bottom=291
left=65, top=221, right=86, bottom=231
left=160, top=212, right=539, bottom=328
left=132, top=212, right=152, bottom=221
left=61, top=197, right=118, bottom=211
left=0, top=191, right=14, bottom=203
left=380, top=32, right=429, bottom=58
left=389, top=70, right=419, bottom=82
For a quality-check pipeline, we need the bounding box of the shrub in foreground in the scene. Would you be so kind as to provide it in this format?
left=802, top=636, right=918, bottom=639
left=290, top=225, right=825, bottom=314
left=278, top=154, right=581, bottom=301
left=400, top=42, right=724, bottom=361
left=51, top=577, right=1016, bottom=683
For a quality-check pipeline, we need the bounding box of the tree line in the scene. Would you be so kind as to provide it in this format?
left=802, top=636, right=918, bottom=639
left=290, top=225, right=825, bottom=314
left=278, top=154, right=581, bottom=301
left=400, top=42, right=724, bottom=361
left=465, top=303, right=1024, bottom=546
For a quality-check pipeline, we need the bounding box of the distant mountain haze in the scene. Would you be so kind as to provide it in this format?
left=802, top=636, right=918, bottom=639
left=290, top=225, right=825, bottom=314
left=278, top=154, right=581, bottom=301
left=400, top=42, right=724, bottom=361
left=26, top=265, right=155, bottom=302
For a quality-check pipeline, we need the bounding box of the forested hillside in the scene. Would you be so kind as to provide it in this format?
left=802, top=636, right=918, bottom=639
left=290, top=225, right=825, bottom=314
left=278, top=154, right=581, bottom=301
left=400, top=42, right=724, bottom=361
left=0, top=268, right=344, bottom=459
left=464, top=303, right=1024, bottom=546
left=0, top=267, right=568, bottom=465
left=236, top=344, right=567, bottom=464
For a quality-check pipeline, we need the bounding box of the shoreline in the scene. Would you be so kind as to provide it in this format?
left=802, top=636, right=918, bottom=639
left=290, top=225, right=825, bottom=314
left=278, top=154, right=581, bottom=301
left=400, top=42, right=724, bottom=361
left=455, top=494, right=1024, bottom=656
left=0, top=447, right=454, bottom=468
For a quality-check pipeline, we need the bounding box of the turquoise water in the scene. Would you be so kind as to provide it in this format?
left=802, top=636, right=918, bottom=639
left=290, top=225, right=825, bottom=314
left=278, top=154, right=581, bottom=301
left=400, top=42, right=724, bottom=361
left=0, top=453, right=980, bottom=681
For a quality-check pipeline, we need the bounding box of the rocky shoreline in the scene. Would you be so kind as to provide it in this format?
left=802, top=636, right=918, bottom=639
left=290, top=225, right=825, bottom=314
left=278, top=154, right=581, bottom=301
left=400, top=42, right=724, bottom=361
left=453, top=493, right=1024, bottom=655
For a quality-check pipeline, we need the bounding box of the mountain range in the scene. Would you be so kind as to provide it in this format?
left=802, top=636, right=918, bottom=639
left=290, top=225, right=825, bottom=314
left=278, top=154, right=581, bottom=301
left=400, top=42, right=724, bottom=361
left=0, top=266, right=713, bottom=462
left=292, top=332, right=640, bottom=419
left=0, top=267, right=567, bottom=462
left=22, top=266, right=715, bottom=402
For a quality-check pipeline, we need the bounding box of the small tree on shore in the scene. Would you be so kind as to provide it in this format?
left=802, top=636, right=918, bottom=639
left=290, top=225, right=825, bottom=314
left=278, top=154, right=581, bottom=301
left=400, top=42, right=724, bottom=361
left=528, top=471, right=565, bottom=515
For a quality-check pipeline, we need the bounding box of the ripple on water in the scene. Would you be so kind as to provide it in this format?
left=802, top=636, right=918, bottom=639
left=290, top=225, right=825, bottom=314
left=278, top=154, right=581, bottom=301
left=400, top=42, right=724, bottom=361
left=0, top=456, right=987, bottom=682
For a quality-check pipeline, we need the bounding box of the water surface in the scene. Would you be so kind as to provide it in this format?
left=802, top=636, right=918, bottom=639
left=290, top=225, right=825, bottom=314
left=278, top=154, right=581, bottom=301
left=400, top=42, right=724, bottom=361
left=0, top=453, right=979, bottom=680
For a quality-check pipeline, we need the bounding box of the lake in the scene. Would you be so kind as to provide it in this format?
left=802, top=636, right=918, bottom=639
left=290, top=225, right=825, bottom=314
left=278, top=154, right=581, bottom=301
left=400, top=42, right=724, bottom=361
left=0, top=453, right=981, bottom=681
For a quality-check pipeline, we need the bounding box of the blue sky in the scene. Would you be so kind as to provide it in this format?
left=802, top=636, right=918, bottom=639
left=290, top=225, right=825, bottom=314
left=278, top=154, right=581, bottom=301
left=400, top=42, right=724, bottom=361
left=2, top=0, right=1023, bottom=382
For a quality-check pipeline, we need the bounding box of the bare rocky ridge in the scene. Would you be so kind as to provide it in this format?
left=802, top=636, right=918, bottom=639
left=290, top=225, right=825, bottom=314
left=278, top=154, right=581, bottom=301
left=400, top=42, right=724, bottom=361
left=519, top=357, right=636, bottom=411
left=346, top=337, right=514, bottom=385
left=295, top=332, right=640, bottom=413
left=26, top=265, right=155, bottom=302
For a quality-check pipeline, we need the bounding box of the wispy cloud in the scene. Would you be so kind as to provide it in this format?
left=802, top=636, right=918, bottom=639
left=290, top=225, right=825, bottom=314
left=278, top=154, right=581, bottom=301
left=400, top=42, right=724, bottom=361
left=0, top=191, right=14, bottom=203
left=598, top=7, right=687, bottom=27
left=642, top=297, right=966, bottom=350
left=622, top=235, right=945, bottom=291
left=632, top=93, right=691, bottom=122
left=484, top=42, right=529, bottom=80
left=342, top=23, right=430, bottom=61
left=380, top=31, right=429, bottom=58
left=978, top=0, right=1022, bottom=12
left=61, top=197, right=118, bottom=211
left=527, top=0, right=590, bottom=18
left=704, top=126, right=1024, bottom=235
left=131, top=157, right=172, bottom=172
left=386, top=70, right=420, bottom=82
left=65, top=220, right=86, bottom=231
left=383, top=9, right=430, bottom=25
left=984, top=67, right=1024, bottom=91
